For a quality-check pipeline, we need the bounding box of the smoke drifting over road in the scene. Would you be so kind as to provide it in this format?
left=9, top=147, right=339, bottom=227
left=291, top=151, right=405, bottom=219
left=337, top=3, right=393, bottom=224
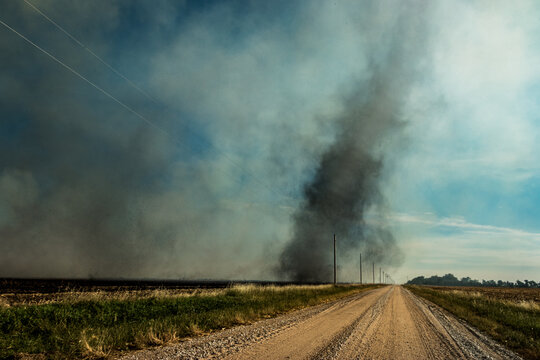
left=279, top=7, right=428, bottom=282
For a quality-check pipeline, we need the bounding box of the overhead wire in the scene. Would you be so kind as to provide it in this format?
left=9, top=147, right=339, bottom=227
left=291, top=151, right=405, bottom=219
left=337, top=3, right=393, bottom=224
left=21, top=0, right=295, bottom=203
left=22, top=0, right=158, bottom=103
left=16, top=1, right=381, bottom=218
left=0, top=18, right=162, bottom=133
left=6, top=3, right=385, bottom=280
left=0, top=14, right=293, bottom=203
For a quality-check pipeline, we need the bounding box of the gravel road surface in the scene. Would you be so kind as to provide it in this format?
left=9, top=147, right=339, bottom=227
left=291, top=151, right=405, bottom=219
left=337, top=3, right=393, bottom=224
left=120, top=285, right=522, bottom=360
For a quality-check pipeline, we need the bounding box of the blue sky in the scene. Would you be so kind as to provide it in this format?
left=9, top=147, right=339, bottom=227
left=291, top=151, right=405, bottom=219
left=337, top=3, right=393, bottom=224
left=383, top=1, right=540, bottom=282
left=0, top=0, right=539, bottom=282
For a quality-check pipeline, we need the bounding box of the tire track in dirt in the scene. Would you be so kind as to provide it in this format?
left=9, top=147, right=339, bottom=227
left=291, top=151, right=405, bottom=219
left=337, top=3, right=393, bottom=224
left=307, top=286, right=393, bottom=359
left=407, top=289, right=522, bottom=360
left=222, top=286, right=392, bottom=360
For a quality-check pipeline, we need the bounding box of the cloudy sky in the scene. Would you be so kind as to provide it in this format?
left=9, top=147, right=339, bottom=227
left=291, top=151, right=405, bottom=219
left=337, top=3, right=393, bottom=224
left=0, top=0, right=539, bottom=283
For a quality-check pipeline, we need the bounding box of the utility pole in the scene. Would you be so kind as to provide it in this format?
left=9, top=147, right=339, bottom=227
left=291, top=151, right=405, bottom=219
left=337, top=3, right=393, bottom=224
left=382, top=270, right=385, bottom=284
left=379, top=267, right=381, bottom=284
left=333, top=234, right=336, bottom=285
left=359, top=253, right=362, bottom=285
left=372, top=262, right=375, bottom=284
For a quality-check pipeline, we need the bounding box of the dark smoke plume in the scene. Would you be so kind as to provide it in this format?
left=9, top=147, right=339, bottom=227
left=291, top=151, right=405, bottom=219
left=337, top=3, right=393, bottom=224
left=278, top=7, right=428, bottom=282
left=1, top=1, right=430, bottom=280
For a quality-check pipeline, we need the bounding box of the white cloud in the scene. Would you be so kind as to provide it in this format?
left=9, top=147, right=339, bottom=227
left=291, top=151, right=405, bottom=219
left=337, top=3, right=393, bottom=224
left=390, top=212, right=540, bottom=240
left=390, top=211, right=540, bottom=282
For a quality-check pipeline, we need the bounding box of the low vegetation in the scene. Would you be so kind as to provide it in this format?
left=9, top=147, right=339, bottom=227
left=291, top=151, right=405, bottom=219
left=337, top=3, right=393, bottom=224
left=407, top=273, right=539, bottom=288
left=0, top=284, right=378, bottom=359
left=406, top=285, right=540, bottom=360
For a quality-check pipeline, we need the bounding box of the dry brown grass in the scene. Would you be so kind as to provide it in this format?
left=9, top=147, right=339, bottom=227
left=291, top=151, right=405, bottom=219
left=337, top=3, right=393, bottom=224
left=427, top=286, right=540, bottom=302
left=1, top=288, right=224, bottom=306
left=1, top=284, right=338, bottom=307
left=14, top=354, right=46, bottom=360
left=188, top=323, right=204, bottom=336
left=144, top=327, right=180, bottom=346
left=230, top=284, right=333, bottom=293
left=443, top=288, right=539, bottom=310
left=0, top=295, right=10, bottom=307
left=449, top=289, right=483, bottom=298
left=80, top=330, right=112, bottom=359
left=507, top=300, right=540, bottom=311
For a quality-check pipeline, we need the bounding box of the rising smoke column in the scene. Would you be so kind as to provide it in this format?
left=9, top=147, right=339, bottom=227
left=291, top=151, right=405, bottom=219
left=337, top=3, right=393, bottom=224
left=278, top=6, right=428, bottom=282
left=0, top=0, right=431, bottom=280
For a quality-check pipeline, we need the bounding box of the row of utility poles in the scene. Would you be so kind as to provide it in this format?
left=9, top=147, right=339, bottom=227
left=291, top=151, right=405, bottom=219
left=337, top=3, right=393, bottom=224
left=333, top=233, right=395, bottom=285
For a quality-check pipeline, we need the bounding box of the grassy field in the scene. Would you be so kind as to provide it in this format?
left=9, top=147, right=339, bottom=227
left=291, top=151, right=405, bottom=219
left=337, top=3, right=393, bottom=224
left=0, top=284, right=378, bottom=359
left=421, top=285, right=540, bottom=302
left=406, top=285, right=540, bottom=360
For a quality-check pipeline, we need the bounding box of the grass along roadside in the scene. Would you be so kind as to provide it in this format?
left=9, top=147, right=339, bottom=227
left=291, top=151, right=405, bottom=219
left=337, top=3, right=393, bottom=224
left=406, top=285, right=540, bottom=360
left=1, top=287, right=241, bottom=307
left=1, top=284, right=380, bottom=359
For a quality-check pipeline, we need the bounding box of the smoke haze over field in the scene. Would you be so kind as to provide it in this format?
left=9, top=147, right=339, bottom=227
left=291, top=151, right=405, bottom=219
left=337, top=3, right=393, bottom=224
left=1, top=1, right=540, bottom=282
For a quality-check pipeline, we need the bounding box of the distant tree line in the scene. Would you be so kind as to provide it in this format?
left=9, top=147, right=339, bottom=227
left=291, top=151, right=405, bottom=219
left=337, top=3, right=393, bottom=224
left=406, top=273, right=540, bottom=288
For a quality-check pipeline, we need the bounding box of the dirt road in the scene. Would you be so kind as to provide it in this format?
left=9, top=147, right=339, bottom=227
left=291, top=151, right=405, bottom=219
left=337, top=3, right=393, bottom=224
left=121, top=286, right=522, bottom=360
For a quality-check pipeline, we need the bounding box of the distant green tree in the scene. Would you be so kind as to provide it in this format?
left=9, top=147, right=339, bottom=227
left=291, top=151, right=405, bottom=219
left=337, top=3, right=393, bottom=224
left=406, top=274, right=539, bottom=288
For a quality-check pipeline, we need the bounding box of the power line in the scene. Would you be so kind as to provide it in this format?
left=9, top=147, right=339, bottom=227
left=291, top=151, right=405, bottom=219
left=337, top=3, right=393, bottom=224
left=22, top=0, right=158, bottom=103
left=0, top=16, right=292, bottom=203
left=19, top=0, right=300, bottom=204
left=0, top=18, right=162, bottom=133
left=22, top=1, right=370, bottom=213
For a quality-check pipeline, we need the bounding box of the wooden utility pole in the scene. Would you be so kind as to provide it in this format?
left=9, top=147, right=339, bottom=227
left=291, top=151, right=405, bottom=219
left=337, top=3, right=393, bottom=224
left=372, top=262, right=375, bottom=284
left=333, top=234, right=336, bottom=285
left=359, top=253, right=362, bottom=284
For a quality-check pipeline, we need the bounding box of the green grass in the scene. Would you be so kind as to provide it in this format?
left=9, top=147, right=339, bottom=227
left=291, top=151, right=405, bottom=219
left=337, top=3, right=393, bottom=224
left=406, top=285, right=540, bottom=360
left=0, top=284, right=377, bottom=359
